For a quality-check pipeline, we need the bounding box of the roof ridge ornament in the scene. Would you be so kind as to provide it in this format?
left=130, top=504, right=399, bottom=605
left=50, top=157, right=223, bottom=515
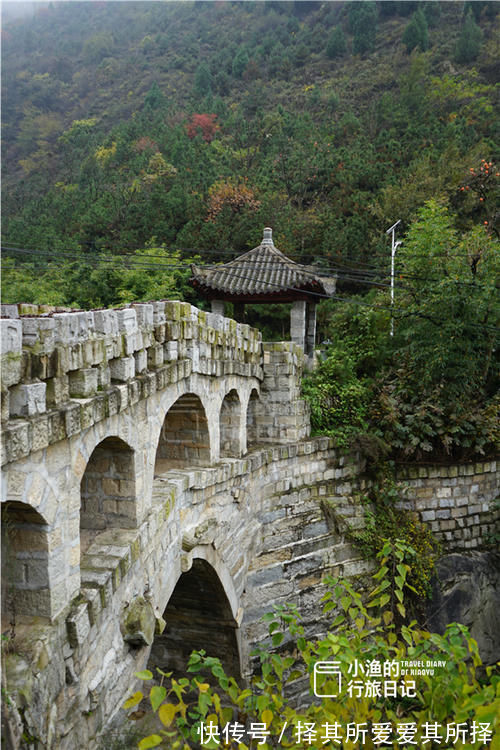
left=262, top=227, right=273, bottom=246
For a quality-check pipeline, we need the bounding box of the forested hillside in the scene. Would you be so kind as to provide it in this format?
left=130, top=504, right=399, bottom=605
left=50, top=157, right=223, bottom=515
left=2, top=1, right=499, bottom=462
left=2, top=1, right=499, bottom=281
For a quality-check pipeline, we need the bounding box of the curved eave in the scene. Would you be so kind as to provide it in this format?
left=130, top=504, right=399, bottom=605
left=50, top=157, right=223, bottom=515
left=190, top=276, right=326, bottom=303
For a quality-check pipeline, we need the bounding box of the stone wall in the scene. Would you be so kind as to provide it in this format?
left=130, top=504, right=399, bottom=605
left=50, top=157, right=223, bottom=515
left=396, top=461, right=498, bottom=550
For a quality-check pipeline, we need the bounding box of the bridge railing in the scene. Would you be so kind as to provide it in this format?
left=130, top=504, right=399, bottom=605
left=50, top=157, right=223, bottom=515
left=1, top=301, right=263, bottom=464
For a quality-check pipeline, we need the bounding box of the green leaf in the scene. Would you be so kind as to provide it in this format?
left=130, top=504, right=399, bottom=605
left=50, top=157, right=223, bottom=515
left=159, top=702, right=177, bottom=727
left=123, top=691, right=143, bottom=710
left=135, top=669, right=154, bottom=681
left=138, top=735, right=163, bottom=749
left=340, top=596, right=351, bottom=611
left=150, top=685, right=167, bottom=712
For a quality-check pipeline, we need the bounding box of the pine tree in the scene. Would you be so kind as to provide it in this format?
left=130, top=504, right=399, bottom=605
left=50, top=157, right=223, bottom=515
left=455, top=9, right=482, bottom=63
left=193, top=63, right=212, bottom=98
left=348, top=1, right=378, bottom=55
left=232, top=47, right=249, bottom=79
left=326, top=27, right=346, bottom=59
left=402, top=9, right=429, bottom=53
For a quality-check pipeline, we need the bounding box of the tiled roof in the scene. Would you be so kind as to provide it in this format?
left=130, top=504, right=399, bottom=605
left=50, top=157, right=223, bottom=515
left=191, top=228, right=332, bottom=299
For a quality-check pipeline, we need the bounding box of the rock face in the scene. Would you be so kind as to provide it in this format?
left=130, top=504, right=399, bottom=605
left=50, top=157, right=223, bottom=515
left=427, top=551, right=500, bottom=665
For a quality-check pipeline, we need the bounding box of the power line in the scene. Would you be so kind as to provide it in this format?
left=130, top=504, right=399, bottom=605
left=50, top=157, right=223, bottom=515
left=3, top=244, right=497, bottom=292
left=3, top=250, right=498, bottom=333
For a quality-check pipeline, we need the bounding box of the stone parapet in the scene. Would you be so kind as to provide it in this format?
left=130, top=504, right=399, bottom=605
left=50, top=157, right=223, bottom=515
left=1, top=302, right=263, bottom=464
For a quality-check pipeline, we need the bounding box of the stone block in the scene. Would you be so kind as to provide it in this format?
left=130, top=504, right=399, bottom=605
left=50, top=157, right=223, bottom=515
left=1, top=318, right=22, bottom=354
left=46, top=375, right=69, bottom=406
left=53, top=312, right=89, bottom=345
left=152, top=301, right=166, bottom=325
left=421, top=510, right=435, bottom=522
left=134, top=349, right=147, bottom=375
left=109, top=356, right=135, bottom=382
left=31, top=414, right=50, bottom=451
left=0, top=352, right=22, bottom=388
left=0, top=304, right=19, bottom=318
left=116, top=308, right=137, bottom=335
left=68, top=343, right=85, bottom=371
left=63, top=403, right=81, bottom=436
left=94, top=309, right=119, bottom=337
left=133, top=303, right=154, bottom=328
left=121, top=596, right=156, bottom=646
left=19, top=303, right=38, bottom=315
left=48, top=411, right=66, bottom=443
left=97, top=364, right=111, bottom=389
left=122, top=333, right=137, bottom=356
left=436, top=487, right=452, bottom=498
left=148, top=344, right=164, bottom=368
left=69, top=368, right=98, bottom=398
left=1, top=388, right=9, bottom=422
left=164, top=300, right=182, bottom=322
left=436, top=509, right=451, bottom=520
left=10, top=382, right=46, bottom=417
left=66, top=602, right=91, bottom=648
left=22, top=317, right=55, bottom=352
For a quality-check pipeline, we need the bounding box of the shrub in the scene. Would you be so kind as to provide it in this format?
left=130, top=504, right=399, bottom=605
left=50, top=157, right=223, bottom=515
left=124, top=542, right=500, bottom=749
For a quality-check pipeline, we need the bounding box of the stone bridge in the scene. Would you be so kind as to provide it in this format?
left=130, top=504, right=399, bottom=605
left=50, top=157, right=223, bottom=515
left=1, top=301, right=498, bottom=749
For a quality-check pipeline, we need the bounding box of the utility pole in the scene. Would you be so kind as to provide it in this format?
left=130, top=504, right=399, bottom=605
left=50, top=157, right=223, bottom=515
left=386, top=220, right=402, bottom=337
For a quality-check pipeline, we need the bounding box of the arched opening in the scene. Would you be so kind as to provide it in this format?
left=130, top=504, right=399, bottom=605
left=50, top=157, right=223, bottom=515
left=246, top=388, right=261, bottom=450
left=80, top=437, right=136, bottom=551
left=220, top=389, right=241, bottom=458
left=155, top=394, right=210, bottom=474
left=1, top=501, right=50, bottom=620
left=149, top=559, right=240, bottom=679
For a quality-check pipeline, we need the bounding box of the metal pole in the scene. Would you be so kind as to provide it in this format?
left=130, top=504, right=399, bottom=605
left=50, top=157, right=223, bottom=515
left=386, top=221, right=401, bottom=337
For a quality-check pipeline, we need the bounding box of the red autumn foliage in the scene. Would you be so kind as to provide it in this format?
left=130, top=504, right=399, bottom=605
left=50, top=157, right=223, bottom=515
left=186, top=113, right=219, bottom=143
left=133, top=136, right=158, bottom=153
left=206, top=179, right=261, bottom=222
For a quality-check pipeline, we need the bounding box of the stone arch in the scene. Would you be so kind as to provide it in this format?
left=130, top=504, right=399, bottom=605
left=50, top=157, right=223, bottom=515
left=1, top=501, right=51, bottom=619
left=246, top=387, right=261, bottom=450
left=155, top=393, right=210, bottom=473
left=220, top=388, right=242, bottom=458
left=80, top=436, right=136, bottom=548
left=149, top=554, right=241, bottom=679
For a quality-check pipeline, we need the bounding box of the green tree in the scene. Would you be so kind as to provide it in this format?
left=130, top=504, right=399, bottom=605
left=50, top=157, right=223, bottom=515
left=455, top=9, right=483, bottom=64
left=348, top=1, right=377, bottom=55
left=231, top=47, right=249, bottom=78
left=402, top=8, right=429, bottom=53
left=82, top=32, right=114, bottom=64
left=144, top=81, right=166, bottom=111
left=379, top=200, right=500, bottom=460
left=325, top=26, right=346, bottom=59
left=193, top=62, right=212, bottom=98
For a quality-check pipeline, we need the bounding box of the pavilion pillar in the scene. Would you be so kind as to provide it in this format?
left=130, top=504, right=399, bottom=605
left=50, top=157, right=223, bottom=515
left=211, top=300, right=225, bottom=316
left=305, top=301, right=317, bottom=355
left=234, top=303, right=245, bottom=322
left=290, top=300, right=307, bottom=350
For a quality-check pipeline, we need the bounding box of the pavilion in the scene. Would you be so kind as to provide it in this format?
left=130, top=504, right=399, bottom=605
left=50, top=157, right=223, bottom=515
left=190, top=228, right=335, bottom=356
